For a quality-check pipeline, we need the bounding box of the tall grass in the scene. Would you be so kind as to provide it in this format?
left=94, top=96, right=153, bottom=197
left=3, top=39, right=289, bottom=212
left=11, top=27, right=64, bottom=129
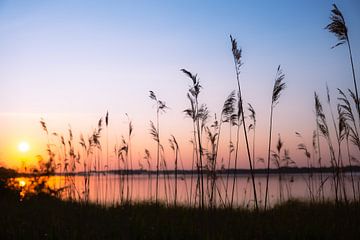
left=326, top=4, right=360, bottom=123
left=325, top=5, right=360, bottom=200
left=314, top=92, right=339, bottom=202
left=144, top=149, right=152, bottom=200
left=230, top=35, right=258, bottom=210
left=169, top=135, right=179, bottom=206
left=105, top=111, right=109, bottom=202
left=149, top=91, right=168, bottom=204
left=182, top=69, right=206, bottom=209
left=338, top=89, right=360, bottom=200
left=126, top=114, right=134, bottom=201
left=248, top=103, right=256, bottom=169
left=296, top=132, right=315, bottom=201
left=219, top=91, right=236, bottom=205
left=264, top=66, right=286, bottom=210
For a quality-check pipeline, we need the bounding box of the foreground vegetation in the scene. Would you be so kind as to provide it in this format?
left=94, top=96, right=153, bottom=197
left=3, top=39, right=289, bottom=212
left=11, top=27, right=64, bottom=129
left=1, top=186, right=359, bottom=240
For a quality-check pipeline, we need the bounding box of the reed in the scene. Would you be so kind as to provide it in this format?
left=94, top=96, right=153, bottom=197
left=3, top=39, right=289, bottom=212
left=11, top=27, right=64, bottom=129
left=169, top=135, right=179, bottom=206
left=105, top=111, right=109, bottom=202
left=326, top=4, right=360, bottom=124
left=149, top=91, right=168, bottom=204
left=79, top=133, right=90, bottom=202
left=204, top=123, right=218, bottom=207
left=211, top=91, right=236, bottom=206
left=39, top=119, right=55, bottom=174
left=314, top=92, right=339, bottom=202
left=296, top=132, right=315, bottom=201
left=126, top=114, right=134, bottom=201
left=189, top=138, right=196, bottom=207
left=225, top=110, right=237, bottom=205
left=271, top=135, right=284, bottom=203
left=230, top=35, right=258, bottom=210
left=181, top=69, right=206, bottom=209
left=144, top=149, right=152, bottom=200
left=338, top=89, right=360, bottom=200
left=326, top=86, right=348, bottom=202
left=264, top=66, right=286, bottom=210
left=248, top=103, right=256, bottom=169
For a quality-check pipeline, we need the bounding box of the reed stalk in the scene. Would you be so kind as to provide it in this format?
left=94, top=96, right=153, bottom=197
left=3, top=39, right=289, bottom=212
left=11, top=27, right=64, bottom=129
left=265, top=66, right=286, bottom=210
left=181, top=69, right=206, bottom=209
left=149, top=91, right=167, bottom=204
left=230, top=35, right=258, bottom=210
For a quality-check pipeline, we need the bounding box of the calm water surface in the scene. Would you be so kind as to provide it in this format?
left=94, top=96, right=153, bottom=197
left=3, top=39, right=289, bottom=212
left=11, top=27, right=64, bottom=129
left=33, top=172, right=360, bottom=208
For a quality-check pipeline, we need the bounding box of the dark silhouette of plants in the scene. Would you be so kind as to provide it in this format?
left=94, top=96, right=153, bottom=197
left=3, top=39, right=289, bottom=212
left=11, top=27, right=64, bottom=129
left=204, top=123, right=218, bottom=207
left=338, top=89, right=359, bottom=200
left=144, top=149, right=152, bottom=200
left=219, top=91, right=237, bottom=205
left=230, top=35, right=258, bottom=210
left=296, top=132, right=315, bottom=201
left=181, top=69, right=206, bottom=209
left=248, top=103, right=256, bottom=169
left=149, top=90, right=168, bottom=204
left=126, top=113, right=134, bottom=201
left=105, top=111, right=109, bottom=201
left=264, top=66, right=286, bottom=210
left=326, top=4, right=360, bottom=124
left=314, top=92, right=339, bottom=202
left=169, top=135, right=179, bottom=206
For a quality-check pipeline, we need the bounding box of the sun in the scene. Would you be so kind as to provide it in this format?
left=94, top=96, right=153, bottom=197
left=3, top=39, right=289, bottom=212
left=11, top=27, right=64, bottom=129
left=18, top=141, right=30, bottom=153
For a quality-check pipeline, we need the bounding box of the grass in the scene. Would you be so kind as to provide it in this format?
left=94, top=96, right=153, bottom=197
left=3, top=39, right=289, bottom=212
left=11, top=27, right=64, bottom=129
left=265, top=66, right=286, bottom=209
left=230, top=35, right=258, bottom=210
left=1, top=188, right=360, bottom=240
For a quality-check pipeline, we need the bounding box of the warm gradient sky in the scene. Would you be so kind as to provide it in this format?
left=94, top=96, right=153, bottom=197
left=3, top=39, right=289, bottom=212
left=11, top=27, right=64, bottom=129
left=0, top=0, right=359, bottom=170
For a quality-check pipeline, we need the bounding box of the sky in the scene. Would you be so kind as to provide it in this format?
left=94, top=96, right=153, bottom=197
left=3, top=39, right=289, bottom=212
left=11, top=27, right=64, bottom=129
left=0, top=0, right=359, bottom=170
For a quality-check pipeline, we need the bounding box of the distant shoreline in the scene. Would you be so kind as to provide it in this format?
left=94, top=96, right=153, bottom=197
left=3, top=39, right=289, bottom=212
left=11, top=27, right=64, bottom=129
left=78, top=166, right=360, bottom=176
left=2, top=166, right=360, bottom=178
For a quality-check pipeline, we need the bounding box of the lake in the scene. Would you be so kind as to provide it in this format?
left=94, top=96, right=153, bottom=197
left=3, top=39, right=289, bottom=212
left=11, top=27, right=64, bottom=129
left=22, top=172, right=357, bottom=208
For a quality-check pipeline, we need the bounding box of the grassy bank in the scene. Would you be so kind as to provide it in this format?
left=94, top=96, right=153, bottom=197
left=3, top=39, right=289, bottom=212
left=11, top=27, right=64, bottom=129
left=1, top=188, right=359, bottom=240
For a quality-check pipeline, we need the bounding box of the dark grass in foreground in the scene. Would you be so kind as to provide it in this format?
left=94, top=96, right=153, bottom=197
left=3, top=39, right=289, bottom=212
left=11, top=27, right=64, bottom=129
left=1, top=190, right=360, bottom=240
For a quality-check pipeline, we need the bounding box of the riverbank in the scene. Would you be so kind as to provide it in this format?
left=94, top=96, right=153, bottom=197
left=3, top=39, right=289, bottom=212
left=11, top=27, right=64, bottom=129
left=1, top=187, right=359, bottom=239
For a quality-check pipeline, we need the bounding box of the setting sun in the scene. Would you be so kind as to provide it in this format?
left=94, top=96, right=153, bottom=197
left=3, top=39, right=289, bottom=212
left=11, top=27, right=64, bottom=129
left=18, top=141, right=30, bottom=153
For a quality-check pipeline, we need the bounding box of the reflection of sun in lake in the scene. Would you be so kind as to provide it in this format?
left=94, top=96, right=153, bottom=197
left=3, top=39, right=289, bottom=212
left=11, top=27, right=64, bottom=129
left=18, top=141, right=30, bottom=153
left=19, top=180, right=26, bottom=187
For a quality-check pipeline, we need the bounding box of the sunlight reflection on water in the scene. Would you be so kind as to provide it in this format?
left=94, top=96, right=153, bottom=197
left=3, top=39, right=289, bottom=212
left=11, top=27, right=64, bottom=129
left=12, top=173, right=357, bottom=208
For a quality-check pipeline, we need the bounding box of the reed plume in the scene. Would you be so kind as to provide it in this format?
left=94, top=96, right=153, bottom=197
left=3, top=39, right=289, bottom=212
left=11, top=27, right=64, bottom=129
left=265, top=65, right=286, bottom=210
left=326, top=4, right=360, bottom=124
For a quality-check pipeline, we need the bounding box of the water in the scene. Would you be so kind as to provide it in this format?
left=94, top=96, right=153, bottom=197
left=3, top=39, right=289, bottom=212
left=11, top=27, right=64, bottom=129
left=15, top=173, right=360, bottom=208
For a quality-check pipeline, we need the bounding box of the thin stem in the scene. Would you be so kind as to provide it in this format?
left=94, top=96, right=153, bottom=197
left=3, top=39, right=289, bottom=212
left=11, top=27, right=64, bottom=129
left=231, top=55, right=258, bottom=210
left=265, top=106, right=274, bottom=210
left=156, top=109, right=160, bottom=204
left=195, top=98, right=205, bottom=209
left=346, top=37, right=360, bottom=124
